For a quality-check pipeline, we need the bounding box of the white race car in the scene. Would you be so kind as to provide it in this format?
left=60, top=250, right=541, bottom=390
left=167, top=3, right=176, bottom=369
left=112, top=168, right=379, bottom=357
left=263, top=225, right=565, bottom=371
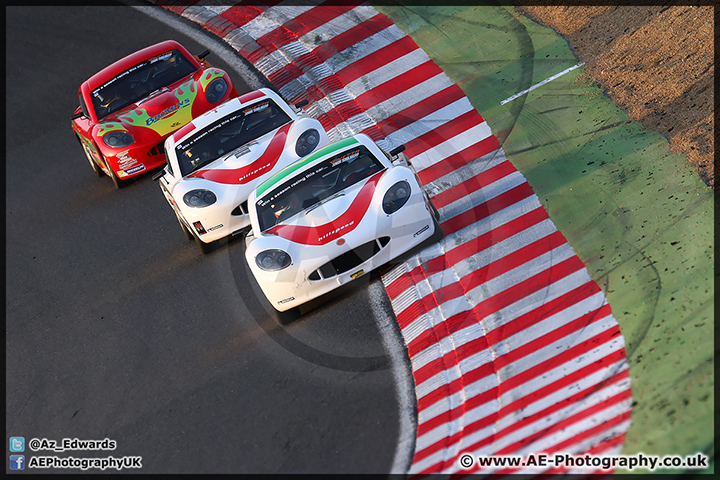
left=155, top=88, right=329, bottom=253
left=245, top=133, right=442, bottom=324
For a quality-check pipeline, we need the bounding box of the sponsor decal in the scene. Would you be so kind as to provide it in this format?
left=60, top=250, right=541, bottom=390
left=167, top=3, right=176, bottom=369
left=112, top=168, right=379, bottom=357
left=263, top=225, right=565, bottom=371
left=239, top=162, right=271, bottom=183
left=207, top=224, right=224, bottom=232
left=146, top=98, right=191, bottom=126
left=193, top=221, right=206, bottom=235
left=318, top=221, right=355, bottom=243
left=234, top=146, right=251, bottom=158
left=118, top=159, right=138, bottom=168
left=330, top=149, right=360, bottom=167
left=149, top=51, right=173, bottom=64
left=413, top=224, right=430, bottom=238
left=242, top=100, right=270, bottom=116
left=278, top=297, right=295, bottom=305
left=123, top=164, right=146, bottom=175
left=117, top=151, right=138, bottom=168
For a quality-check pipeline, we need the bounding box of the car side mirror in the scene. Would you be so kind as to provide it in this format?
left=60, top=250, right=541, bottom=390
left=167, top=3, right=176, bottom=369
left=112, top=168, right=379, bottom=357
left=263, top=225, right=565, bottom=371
left=389, top=145, right=405, bottom=157
left=197, top=49, right=210, bottom=60
left=71, top=110, right=84, bottom=120
left=294, top=99, right=309, bottom=109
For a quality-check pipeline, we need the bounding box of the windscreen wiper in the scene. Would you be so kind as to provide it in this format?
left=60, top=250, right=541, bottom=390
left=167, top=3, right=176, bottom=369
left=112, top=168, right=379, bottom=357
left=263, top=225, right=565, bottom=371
left=136, top=86, right=169, bottom=106
left=305, top=192, right=345, bottom=214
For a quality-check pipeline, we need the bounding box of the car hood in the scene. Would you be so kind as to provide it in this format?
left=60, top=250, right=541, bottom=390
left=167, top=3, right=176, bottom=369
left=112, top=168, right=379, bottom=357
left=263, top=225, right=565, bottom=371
left=95, top=68, right=226, bottom=140
left=186, top=123, right=293, bottom=186
left=263, top=173, right=384, bottom=246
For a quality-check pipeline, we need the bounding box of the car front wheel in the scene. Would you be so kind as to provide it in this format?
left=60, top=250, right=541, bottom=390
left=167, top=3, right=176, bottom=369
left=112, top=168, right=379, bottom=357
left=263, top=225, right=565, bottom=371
left=273, top=305, right=301, bottom=325
left=193, top=230, right=214, bottom=254
left=426, top=192, right=440, bottom=221
left=80, top=140, right=103, bottom=178
left=176, top=213, right=194, bottom=240
left=102, top=155, right=126, bottom=189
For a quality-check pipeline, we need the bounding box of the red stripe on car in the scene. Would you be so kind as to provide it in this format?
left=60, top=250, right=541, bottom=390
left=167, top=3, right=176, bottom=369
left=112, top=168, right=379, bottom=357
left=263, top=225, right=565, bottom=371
left=188, top=123, right=291, bottom=184
left=237, top=89, right=266, bottom=104
left=173, top=121, right=195, bottom=142
left=267, top=171, right=384, bottom=246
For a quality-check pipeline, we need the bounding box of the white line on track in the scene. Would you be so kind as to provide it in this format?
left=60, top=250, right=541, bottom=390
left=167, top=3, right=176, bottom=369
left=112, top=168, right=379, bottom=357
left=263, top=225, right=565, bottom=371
left=367, top=280, right=418, bottom=474
left=500, top=62, right=585, bottom=105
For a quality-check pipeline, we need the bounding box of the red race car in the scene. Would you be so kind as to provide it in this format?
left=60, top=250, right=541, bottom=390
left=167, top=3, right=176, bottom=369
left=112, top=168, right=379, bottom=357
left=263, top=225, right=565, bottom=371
left=71, top=40, right=239, bottom=188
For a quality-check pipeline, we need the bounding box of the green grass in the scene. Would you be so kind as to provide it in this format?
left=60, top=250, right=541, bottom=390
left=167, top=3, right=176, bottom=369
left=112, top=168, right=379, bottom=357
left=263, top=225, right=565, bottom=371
left=374, top=4, right=714, bottom=474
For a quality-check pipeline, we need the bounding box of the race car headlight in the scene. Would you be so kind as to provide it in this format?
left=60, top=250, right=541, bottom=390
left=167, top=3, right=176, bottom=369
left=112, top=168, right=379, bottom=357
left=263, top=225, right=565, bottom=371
left=382, top=180, right=411, bottom=214
left=205, top=77, right=227, bottom=103
left=183, top=189, right=217, bottom=208
left=102, top=131, right=134, bottom=148
left=295, top=129, right=320, bottom=157
left=256, top=249, right=292, bottom=271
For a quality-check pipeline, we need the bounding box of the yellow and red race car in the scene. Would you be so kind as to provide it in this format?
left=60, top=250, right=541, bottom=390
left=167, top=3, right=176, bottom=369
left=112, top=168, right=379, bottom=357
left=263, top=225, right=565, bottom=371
left=71, top=40, right=238, bottom=188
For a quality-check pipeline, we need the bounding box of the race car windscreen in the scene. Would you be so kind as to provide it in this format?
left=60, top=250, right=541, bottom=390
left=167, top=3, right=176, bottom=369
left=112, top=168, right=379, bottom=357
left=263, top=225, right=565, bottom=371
left=175, top=99, right=292, bottom=177
left=256, top=145, right=386, bottom=232
left=90, top=49, right=197, bottom=119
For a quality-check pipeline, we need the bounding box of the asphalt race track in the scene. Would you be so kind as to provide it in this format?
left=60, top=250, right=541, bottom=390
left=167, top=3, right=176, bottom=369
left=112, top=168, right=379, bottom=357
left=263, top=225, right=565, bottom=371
left=6, top=5, right=412, bottom=474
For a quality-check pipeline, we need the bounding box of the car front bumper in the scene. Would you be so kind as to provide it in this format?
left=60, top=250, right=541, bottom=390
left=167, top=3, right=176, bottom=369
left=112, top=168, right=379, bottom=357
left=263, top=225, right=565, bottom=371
left=249, top=203, right=438, bottom=312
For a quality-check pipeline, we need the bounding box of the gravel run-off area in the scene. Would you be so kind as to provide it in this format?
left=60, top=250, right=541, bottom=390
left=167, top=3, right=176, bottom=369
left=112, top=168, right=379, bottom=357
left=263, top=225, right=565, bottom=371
left=517, top=4, right=714, bottom=188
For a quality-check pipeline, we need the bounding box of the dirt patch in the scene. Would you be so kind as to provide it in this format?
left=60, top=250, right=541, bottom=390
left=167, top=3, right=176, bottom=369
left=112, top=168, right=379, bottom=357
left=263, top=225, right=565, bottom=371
left=517, top=5, right=714, bottom=188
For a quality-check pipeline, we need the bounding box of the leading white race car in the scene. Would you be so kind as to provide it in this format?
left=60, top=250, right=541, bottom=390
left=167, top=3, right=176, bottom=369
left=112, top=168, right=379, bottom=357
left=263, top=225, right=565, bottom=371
left=245, top=133, right=442, bottom=324
left=155, top=88, right=329, bottom=253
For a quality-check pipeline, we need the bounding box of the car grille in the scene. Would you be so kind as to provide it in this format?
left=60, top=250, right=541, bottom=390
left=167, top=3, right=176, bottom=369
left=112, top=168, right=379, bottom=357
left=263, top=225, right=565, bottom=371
left=308, top=237, right=390, bottom=281
left=147, top=141, right=165, bottom=156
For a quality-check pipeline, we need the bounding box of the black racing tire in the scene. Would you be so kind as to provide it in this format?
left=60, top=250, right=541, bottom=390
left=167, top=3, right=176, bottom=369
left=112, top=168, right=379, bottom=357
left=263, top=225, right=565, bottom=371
left=102, top=156, right=126, bottom=189
left=429, top=212, right=444, bottom=244
left=80, top=139, right=103, bottom=178
left=176, top=214, right=194, bottom=240
left=427, top=193, right=440, bottom=221
left=273, top=305, right=301, bottom=325
left=193, top=230, right=214, bottom=254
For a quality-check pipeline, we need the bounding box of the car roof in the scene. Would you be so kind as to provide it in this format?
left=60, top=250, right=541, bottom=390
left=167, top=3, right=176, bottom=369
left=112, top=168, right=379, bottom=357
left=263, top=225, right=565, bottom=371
left=255, top=134, right=374, bottom=199
left=84, top=40, right=197, bottom=91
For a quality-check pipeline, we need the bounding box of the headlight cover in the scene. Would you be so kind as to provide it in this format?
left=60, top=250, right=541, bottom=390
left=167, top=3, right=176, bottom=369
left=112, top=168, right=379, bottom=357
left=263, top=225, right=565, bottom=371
left=102, top=131, right=134, bottom=148
left=256, top=249, right=292, bottom=271
left=205, top=77, right=227, bottom=103
left=382, top=180, right=411, bottom=214
left=295, top=129, right=320, bottom=157
left=183, top=189, right=217, bottom=208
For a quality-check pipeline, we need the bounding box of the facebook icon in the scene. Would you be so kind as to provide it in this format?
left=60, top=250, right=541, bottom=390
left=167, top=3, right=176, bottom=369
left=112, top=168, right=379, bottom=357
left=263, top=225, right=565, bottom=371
left=10, top=454, right=25, bottom=470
